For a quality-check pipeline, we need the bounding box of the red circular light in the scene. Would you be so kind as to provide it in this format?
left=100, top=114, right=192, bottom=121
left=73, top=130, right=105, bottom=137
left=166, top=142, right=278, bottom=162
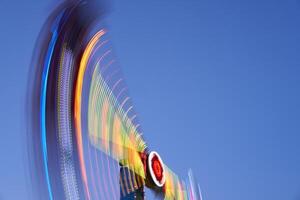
left=151, top=155, right=163, bottom=182
left=148, top=151, right=166, bottom=187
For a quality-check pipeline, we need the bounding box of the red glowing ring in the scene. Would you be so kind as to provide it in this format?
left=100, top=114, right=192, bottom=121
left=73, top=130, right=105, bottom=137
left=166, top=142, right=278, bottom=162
left=148, top=151, right=166, bottom=187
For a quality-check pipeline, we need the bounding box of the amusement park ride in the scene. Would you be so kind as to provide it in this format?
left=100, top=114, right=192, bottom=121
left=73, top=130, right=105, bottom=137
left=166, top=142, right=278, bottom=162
left=28, top=0, right=202, bottom=199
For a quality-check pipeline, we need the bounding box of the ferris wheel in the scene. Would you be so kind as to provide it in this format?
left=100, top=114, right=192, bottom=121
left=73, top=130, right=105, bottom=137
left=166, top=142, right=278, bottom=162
left=27, top=1, right=202, bottom=199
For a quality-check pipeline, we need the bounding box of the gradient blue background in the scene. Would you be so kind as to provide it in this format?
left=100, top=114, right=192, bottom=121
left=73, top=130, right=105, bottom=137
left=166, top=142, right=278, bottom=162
left=0, top=0, right=300, bottom=199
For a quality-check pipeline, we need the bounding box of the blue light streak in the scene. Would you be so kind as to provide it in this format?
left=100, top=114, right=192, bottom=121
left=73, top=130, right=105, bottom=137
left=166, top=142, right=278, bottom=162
left=40, top=12, right=64, bottom=200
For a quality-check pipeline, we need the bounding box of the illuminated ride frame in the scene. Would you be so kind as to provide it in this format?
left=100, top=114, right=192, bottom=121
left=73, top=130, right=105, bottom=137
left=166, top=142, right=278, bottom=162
left=28, top=1, right=202, bottom=200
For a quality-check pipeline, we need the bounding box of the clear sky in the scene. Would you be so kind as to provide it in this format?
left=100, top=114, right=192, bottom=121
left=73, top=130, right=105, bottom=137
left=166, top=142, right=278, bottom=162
left=0, top=0, right=300, bottom=199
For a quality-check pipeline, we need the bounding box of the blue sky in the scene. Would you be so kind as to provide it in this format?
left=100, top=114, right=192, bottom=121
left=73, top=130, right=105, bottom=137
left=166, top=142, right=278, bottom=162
left=0, top=0, right=300, bottom=199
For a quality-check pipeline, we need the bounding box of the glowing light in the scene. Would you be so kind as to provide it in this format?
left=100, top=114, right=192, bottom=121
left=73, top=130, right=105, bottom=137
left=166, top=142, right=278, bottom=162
left=74, top=29, right=106, bottom=199
left=40, top=11, right=64, bottom=200
left=152, top=155, right=163, bottom=182
left=88, top=63, right=147, bottom=179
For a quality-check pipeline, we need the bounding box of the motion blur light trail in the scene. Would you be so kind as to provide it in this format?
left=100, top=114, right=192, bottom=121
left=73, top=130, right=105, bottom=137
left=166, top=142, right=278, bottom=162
left=27, top=0, right=203, bottom=199
left=74, top=29, right=106, bottom=200
left=40, top=10, right=64, bottom=200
